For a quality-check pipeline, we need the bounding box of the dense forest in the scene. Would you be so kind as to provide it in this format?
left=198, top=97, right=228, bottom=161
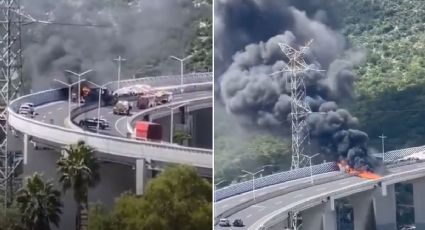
left=344, top=0, right=425, bottom=150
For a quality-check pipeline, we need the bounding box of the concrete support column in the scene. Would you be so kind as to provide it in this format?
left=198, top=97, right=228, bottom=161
left=301, top=201, right=336, bottom=230
left=135, top=159, right=151, bottom=195
left=412, top=178, right=425, bottom=229
left=347, top=190, right=374, bottom=230
left=302, top=204, right=324, bottom=230
left=323, top=201, right=337, bottom=230
left=373, top=184, right=397, bottom=230
left=23, top=133, right=28, bottom=165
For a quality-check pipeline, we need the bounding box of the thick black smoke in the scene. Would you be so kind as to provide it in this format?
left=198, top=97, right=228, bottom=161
left=22, top=0, right=207, bottom=90
left=216, top=1, right=371, bottom=170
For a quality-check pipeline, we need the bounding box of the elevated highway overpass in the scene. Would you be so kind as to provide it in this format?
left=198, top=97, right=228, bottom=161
left=8, top=73, right=212, bottom=194
left=215, top=149, right=425, bottom=230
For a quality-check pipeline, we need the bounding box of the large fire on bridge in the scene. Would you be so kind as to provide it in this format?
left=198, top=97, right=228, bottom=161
left=337, top=160, right=381, bottom=180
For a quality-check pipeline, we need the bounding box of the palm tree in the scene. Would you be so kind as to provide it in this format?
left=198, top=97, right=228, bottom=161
left=16, top=173, right=62, bottom=230
left=57, top=140, right=100, bottom=230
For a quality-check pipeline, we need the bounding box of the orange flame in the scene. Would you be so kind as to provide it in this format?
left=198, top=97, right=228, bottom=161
left=337, top=161, right=381, bottom=180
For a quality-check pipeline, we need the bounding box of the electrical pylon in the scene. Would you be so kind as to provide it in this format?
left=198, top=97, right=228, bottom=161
left=0, top=0, right=24, bottom=213
left=277, top=40, right=323, bottom=230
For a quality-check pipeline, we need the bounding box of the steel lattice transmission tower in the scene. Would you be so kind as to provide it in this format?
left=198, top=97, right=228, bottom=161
left=278, top=40, right=323, bottom=170
left=0, top=0, right=24, bottom=212
left=278, top=40, right=323, bottom=230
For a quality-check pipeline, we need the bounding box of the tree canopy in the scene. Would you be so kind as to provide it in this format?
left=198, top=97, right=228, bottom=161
left=88, top=165, right=212, bottom=230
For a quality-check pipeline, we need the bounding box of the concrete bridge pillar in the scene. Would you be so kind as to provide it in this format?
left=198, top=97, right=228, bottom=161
left=23, top=133, right=28, bottom=165
left=373, top=184, right=397, bottom=230
left=302, top=203, right=324, bottom=230
left=412, top=178, right=425, bottom=229
left=347, top=190, right=375, bottom=230
left=323, top=201, right=337, bottom=230
left=135, top=159, right=151, bottom=195
left=301, top=201, right=336, bottom=230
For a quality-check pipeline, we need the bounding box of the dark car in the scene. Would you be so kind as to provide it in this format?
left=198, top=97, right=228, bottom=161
left=79, top=118, right=108, bottom=130
left=233, top=219, right=244, bottom=227
left=93, top=118, right=109, bottom=128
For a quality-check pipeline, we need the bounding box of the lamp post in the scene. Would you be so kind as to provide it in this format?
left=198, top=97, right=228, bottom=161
left=242, top=169, right=264, bottom=201
left=65, top=69, right=93, bottom=107
left=379, top=134, right=387, bottom=163
left=114, top=56, right=126, bottom=89
left=169, top=55, right=192, bottom=93
left=167, top=102, right=188, bottom=143
left=86, top=80, right=108, bottom=133
left=300, top=153, right=320, bottom=184
left=53, top=79, right=85, bottom=119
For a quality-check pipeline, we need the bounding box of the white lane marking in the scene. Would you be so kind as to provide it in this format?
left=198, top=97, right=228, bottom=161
left=57, top=107, right=63, bottom=111
left=246, top=214, right=252, bottom=218
left=294, top=194, right=304, bottom=199
left=115, top=116, right=129, bottom=137
left=223, top=204, right=229, bottom=208
left=43, top=115, right=46, bottom=119
left=257, top=192, right=266, bottom=196
left=48, top=111, right=52, bottom=115
left=108, top=111, right=113, bottom=114
left=316, top=187, right=327, bottom=192
left=279, top=186, right=287, bottom=190
left=276, top=201, right=283, bottom=205
left=252, top=205, right=265, bottom=209
left=339, top=181, right=350, bottom=185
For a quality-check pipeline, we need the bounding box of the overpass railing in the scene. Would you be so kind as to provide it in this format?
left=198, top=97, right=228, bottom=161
left=8, top=89, right=212, bottom=169
left=105, top=72, right=213, bottom=91
left=127, top=96, right=212, bottom=135
left=384, top=145, right=425, bottom=163
left=214, top=162, right=339, bottom=202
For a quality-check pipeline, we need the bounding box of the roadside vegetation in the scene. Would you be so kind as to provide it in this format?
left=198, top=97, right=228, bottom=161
left=0, top=142, right=211, bottom=230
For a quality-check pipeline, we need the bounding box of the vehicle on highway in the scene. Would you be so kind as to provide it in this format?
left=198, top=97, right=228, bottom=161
left=79, top=118, right=108, bottom=130
left=401, top=225, right=416, bottom=230
left=154, top=90, right=173, bottom=105
left=218, top=218, right=231, bottom=227
left=113, top=84, right=152, bottom=97
left=134, top=121, right=162, bottom=141
left=93, top=117, right=109, bottom=128
left=113, top=100, right=132, bottom=115
left=18, top=104, right=34, bottom=117
left=137, top=94, right=156, bottom=109
left=232, top=219, right=244, bottom=227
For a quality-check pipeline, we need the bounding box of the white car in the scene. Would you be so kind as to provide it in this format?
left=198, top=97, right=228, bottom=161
left=218, top=218, right=230, bottom=227
left=19, top=105, right=31, bottom=113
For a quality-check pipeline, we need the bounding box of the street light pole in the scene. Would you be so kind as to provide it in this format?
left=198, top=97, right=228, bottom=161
left=53, top=79, right=85, bottom=119
left=379, top=134, right=387, bottom=163
left=86, top=81, right=108, bottom=133
left=242, top=169, right=264, bottom=201
left=114, top=56, right=127, bottom=90
left=167, top=102, right=188, bottom=143
left=300, top=153, right=320, bottom=184
left=169, top=55, right=192, bottom=93
left=65, top=69, right=93, bottom=107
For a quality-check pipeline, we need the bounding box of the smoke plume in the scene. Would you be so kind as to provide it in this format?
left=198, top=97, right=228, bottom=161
left=21, top=0, right=207, bottom=90
left=215, top=0, right=371, bottom=170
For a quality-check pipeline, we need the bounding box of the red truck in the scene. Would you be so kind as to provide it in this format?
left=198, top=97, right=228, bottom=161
left=134, top=121, right=162, bottom=141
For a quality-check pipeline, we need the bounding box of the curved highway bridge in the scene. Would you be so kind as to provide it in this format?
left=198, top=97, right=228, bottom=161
left=215, top=147, right=425, bottom=230
left=9, top=73, right=212, bottom=194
